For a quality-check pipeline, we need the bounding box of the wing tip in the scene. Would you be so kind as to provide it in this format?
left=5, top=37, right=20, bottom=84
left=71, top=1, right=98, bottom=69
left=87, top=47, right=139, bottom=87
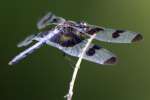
left=104, top=56, right=118, bottom=65
left=132, top=34, right=143, bottom=43
left=37, top=12, right=53, bottom=30
left=8, top=61, right=13, bottom=66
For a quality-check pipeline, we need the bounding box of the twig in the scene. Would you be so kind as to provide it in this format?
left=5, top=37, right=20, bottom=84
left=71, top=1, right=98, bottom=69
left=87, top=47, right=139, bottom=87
left=64, top=34, right=97, bottom=100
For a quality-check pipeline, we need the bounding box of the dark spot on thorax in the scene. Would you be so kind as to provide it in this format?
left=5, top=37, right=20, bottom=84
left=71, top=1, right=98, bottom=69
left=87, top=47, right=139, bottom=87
left=60, top=33, right=83, bottom=47
left=50, top=26, right=84, bottom=47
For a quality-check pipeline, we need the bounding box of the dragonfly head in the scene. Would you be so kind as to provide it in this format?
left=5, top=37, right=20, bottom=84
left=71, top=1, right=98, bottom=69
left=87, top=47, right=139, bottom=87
left=76, top=21, right=87, bottom=27
left=74, top=21, right=90, bottom=32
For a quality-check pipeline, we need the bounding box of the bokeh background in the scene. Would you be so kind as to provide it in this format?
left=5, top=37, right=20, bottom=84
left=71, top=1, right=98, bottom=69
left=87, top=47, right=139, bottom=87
left=0, top=0, right=149, bottom=100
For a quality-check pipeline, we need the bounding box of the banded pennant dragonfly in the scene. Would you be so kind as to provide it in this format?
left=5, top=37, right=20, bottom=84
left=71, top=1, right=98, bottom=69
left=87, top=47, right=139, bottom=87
left=8, top=12, right=143, bottom=65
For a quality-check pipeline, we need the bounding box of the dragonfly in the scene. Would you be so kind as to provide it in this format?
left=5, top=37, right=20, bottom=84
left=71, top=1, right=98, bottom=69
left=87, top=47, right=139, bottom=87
left=8, top=12, right=143, bottom=65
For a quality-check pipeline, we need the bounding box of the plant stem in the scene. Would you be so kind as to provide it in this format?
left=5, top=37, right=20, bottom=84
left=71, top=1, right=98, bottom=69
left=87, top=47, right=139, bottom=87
left=65, top=34, right=97, bottom=100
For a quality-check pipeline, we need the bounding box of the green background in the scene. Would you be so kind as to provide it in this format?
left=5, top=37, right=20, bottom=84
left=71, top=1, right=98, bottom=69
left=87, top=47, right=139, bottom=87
left=0, top=0, right=149, bottom=100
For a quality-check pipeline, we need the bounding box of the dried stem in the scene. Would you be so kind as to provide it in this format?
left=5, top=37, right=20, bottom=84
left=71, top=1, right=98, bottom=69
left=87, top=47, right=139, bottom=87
left=64, top=34, right=97, bottom=100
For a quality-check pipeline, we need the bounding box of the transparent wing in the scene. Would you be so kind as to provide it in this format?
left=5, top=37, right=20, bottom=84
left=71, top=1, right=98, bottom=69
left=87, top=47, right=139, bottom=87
left=17, top=34, right=36, bottom=47
left=46, top=40, right=117, bottom=65
left=37, top=12, right=66, bottom=30
left=86, top=25, right=143, bottom=43
left=10, top=30, right=61, bottom=65
left=17, top=31, right=49, bottom=47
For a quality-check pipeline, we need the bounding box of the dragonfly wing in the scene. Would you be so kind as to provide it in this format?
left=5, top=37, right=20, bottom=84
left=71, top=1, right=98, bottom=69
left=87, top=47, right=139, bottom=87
left=17, top=34, right=36, bottom=47
left=17, top=31, right=50, bottom=47
left=46, top=40, right=117, bottom=65
left=86, top=25, right=143, bottom=43
left=37, top=12, right=66, bottom=30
